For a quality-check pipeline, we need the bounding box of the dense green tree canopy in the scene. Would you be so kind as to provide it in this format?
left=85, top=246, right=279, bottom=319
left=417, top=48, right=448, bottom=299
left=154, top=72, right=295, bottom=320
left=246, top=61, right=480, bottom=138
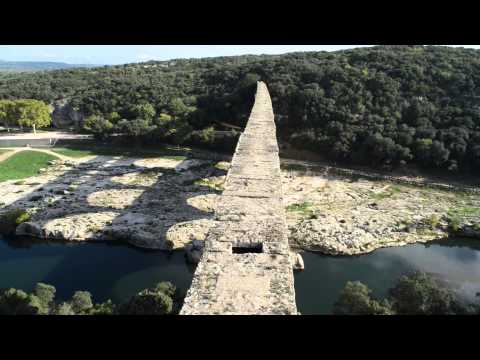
left=0, top=99, right=51, bottom=132
left=1, top=45, right=480, bottom=173
left=0, top=281, right=180, bottom=315
left=15, top=99, right=51, bottom=132
left=333, top=271, right=478, bottom=315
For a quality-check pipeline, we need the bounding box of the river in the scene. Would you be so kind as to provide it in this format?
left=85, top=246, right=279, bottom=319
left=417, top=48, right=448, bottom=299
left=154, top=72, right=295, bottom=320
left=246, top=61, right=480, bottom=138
left=295, top=238, right=480, bottom=314
left=0, top=237, right=195, bottom=305
left=1, top=236, right=479, bottom=314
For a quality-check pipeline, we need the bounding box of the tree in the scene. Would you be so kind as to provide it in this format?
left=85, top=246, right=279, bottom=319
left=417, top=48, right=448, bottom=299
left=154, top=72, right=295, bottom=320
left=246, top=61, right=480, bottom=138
left=333, top=272, right=476, bottom=315
left=0, top=282, right=178, bottom=315
left=70, top=291, right=93, bottom=314
left=168, top=98, right=195, bottom=120
left=83, top=115, right=114, bottom=140
left=116, top=118, right=155, bottom=139
left=152, top=112, right=192, bottom=145
left=0, top=288, right=39, bottom=315
left=199, top=126, right=215, bottom=146
left=118, top=282, right=176, bottom=315
left=107, top=111, right=121, bottom=124
left=131, top=103, right=156, bottom=122
left=333, top=281, right=392, bottom=315
left=33, top=283, right=56, bottom=314
left=15, top=99, right=52, bottom=133
left=388, top=271, right=459, bottom=315
left=54, top=302, right=76, bottom=315
left=89, top=300, right=116, bottom=315
left=430, top=140, right=450, bottom=167
left=1, top=46, right=480, bottom=173
left=0, top=99, right=15, bottom=131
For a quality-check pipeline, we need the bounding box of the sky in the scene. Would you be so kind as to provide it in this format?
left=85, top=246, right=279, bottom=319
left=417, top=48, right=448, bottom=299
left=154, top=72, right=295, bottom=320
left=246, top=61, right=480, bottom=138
left=0, top=45, right=479, bottom=65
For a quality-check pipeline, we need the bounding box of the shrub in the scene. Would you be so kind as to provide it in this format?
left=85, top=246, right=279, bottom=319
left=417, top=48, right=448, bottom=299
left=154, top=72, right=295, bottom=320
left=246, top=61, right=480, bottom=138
left=33, top=283, right=56, bottom=314
left=334, top=272, right=473, bottom=315
left=0, top=288, right=39, bottom=315
left=388, top=272, right=459, bottom=315
left=447, top=216, right=462, bottom=232
left=0, top=282, right=178, bottom=315
left=425, top=214, right=440, bottom=229
left=333, top=281, right=392, bottom=315
left=54, top=302, right=76, bottom=315
left=70, top=291, right=94, bottom=314
left=118, top=282, right=176, bottom=315
left=89, top=300, right=116, bottom=315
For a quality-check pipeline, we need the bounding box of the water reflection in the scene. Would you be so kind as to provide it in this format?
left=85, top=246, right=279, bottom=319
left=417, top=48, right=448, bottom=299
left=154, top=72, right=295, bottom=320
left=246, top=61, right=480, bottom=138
left=294, top=237, right=480, bottom=315
left=0, top=235, right=194, bottom=304
left=3, top=234, right=480, bottom=315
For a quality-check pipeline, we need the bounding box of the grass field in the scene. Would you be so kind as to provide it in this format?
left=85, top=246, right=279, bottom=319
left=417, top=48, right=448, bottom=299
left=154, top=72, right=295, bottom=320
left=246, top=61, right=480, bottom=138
left=51, top=148, right=96, bottom=158
left=49, top=144, right=191, bottom=159
left=0, top=149, right=12, bottom=156
left=0, top=150, right=59, bottom=182
left=51, top=146, right=188, bottom=160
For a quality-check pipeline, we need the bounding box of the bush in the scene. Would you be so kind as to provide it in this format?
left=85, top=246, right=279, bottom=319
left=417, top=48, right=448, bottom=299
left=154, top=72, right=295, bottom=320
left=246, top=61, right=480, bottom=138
left=334, top=272, right=473, bottom=315
left=0, top=281, right=178, bottom=315
left=425, top=214, right=440, bottom=229
left=33, top=283, right=56, bottom=314
left=0, top=208, right=30, bottom=235
left=70, top=291, right=94, bottom=314
left=54, top=302, right=76, bottom=315
left=89, top=300, right=116, bottom=315
left=0, top=288, right=39, bottom=315
left=447, top=216, right=462, bottom=232
left=118, top=282, right=176, bottom=315
left=389, top=271, right=459, bottom=315
left=333, top=281, right=392, bottom=315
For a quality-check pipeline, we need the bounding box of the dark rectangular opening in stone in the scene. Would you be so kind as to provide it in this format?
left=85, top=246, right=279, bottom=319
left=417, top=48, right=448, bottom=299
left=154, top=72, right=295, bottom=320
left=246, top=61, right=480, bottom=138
left=232, top=243, right=263, bottom=254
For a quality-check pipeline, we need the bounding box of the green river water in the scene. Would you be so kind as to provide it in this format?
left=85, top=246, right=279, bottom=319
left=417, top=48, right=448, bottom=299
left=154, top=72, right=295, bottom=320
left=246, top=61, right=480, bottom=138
left=1, top=236, right=479, bottom=314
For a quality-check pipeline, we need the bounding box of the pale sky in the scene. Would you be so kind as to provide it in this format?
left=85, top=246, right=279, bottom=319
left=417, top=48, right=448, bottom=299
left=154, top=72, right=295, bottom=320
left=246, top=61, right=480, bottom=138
left=0, top=45, right=478, bottom=65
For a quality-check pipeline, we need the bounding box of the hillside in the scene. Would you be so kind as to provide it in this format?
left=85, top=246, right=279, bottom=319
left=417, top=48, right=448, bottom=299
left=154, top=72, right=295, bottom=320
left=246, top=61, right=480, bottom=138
left=0, top=60, right=95, bottom=72
left=0, top=45, right=479, bottom=174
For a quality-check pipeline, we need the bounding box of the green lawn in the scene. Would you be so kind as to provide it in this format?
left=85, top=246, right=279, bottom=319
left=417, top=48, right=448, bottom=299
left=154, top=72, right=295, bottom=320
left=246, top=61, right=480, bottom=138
left=51, top=147, right=96, bottom=158
left=51, top=145, right=189, bottom=160
left=52, top=146, right=188, bottom=161
left=0, top=149, right=12, bottom=156
left=0, top=151, right=59, bottom=182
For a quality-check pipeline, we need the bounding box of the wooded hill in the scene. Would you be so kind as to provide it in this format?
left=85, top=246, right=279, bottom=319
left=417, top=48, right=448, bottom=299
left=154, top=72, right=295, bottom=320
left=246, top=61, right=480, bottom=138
left=0, top=60, right=93, bottom=72
left=0, top=45, right=479, bottom=173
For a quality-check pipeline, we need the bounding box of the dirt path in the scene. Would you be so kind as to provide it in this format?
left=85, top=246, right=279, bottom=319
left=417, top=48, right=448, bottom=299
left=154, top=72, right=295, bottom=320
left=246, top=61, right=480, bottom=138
left=0, top=131, right=91, bottom=140
left=0, top=147, right=72, bottom=163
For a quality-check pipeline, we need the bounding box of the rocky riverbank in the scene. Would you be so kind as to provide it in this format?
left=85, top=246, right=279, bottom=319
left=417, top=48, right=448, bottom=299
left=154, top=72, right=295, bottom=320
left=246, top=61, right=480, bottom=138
left=283, top=165, right=480, bottom=255
left=1, top=155, right=478, bottom=258
left=0, top=155, right=222, bottom=251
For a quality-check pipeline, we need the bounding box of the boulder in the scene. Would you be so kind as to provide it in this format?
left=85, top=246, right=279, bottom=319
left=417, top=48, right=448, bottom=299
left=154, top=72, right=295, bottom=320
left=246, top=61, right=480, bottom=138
left=15, top=222, right=43, bottom=237
left=290, top=252, right=305, bottom=271
left=185, top=239, right=205, bottom=264
left=51, top=99, right=84, bottom=129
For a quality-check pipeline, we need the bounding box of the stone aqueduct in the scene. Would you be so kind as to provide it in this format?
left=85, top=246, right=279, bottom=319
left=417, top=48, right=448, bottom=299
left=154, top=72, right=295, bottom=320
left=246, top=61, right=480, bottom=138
left=180, top=82, right=297, bottom=315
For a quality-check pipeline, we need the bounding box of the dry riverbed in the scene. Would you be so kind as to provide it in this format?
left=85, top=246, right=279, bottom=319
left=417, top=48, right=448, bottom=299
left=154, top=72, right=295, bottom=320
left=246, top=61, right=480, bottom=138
left=0, top=155, right=478, bottom=257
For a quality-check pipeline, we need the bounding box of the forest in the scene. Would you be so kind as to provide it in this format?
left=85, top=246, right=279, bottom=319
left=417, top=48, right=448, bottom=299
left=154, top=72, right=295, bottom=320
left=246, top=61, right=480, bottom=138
left=1, top=45, right=479, bottom=173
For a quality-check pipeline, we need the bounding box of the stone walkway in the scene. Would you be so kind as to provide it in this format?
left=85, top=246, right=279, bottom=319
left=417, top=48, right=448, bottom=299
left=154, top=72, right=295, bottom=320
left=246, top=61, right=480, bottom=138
left=180, top=82, right=297, bottom=315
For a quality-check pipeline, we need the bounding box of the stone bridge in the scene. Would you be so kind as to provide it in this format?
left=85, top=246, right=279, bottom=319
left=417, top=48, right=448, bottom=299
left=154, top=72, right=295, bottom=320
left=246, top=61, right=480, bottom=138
left=180, top=82, right=297, bottom=315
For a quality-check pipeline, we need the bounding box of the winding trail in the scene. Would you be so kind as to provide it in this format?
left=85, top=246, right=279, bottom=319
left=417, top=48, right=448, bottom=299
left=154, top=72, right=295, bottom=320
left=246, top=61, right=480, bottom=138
left=0, top=147, right=71, bottom=163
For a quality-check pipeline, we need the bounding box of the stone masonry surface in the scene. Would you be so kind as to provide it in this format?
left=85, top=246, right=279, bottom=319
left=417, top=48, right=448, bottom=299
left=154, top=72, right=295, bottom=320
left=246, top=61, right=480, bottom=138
left=180, top=82, right=297, bottom=315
